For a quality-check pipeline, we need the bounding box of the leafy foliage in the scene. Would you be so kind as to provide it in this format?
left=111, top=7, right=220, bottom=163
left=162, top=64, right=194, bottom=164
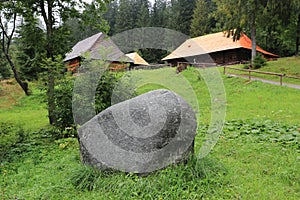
left=52, top=78, right=75, bottom=135
left=52, top=71, right=125, bottom=135
left=0, top=52, right=11, bottom=80
left=0, top=123, right=26, bottom=162
left=221, top=119, right=300, bottom=149
left=190, top=0, right=211, bottom=37
left=16, top=17, right=46, bottom=81
left=252, top=54, right=267, bottom=69
left=0, top=0, right=30, bottom=95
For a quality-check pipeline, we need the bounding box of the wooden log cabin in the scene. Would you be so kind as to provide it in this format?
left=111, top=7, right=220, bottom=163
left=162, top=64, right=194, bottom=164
left=162, top=31, right=279, bottom=66
left=64, top=32, right=134, bottom=73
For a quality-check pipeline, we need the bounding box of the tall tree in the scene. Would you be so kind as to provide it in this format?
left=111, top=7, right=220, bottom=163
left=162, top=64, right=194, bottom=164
left=115, top=0, right=134, bottom=33
left=0, top=1, right=30, bottom=95
left=169, top=0, right=196, bottom=35
left=257, top=0, right=294, bottom=56
left=292, top=0, right=300, bottom=56
left=135, top=0, right=151, bottom=28
left=104, top=0, right=118, bottom=35
left=214, top=0, right=268, bottom=62
left=20, top=0, right=109, bottom=124
left=16, top=16, right=46, bottom=81
left=151, top=0, right=169, bottom=27
left=190, top=0, right=208, bottom=37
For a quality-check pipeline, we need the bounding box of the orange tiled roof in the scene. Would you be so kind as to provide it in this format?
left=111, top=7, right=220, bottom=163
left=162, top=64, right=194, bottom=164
left=162, top=31, right=279, bottom=60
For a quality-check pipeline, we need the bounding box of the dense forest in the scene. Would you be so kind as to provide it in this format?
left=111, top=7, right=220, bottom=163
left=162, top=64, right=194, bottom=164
left=65, top=0, right=300, bottom=63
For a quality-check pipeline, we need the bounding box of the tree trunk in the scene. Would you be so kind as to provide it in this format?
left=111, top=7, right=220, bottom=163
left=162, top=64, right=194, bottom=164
left=0, top=11, right=29, bottom=96
left=46, top=31, right=56, bottom=125
left=47, top=68, right=55, bottom=124
left=251, top=15, right=257, bottom=63
left=41, top=0, right=56, bottom=124
left=5, top=53, right=30, bottom=96
left=296, top=13, right=300, bottom=56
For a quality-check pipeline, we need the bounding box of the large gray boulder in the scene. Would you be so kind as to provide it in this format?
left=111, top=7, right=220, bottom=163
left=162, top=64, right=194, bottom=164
left=78, top=89, right=197, bottom=174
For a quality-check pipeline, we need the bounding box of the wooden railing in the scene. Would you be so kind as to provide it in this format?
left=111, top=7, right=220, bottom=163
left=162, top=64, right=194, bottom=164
left=223, top=66, right=300, bottom=86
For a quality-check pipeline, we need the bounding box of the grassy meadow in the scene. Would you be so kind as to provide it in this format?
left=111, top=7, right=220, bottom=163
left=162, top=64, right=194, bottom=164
left=223, top=56, right=300, bottom=85
left=0, top=81, right=48, bottom=131
left=0, top=60, right=300, bottom=199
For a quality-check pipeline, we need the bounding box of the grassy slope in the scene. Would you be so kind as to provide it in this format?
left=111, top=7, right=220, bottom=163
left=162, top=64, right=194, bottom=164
left=1, top=67, right=300, bottom=199
left=224, top=56, right=300, bottom=85
left=262, top=57, right=300, bottom=76
left=0, top=81, right=48, bottom=131
left=0, top=80, right=25, bottom=109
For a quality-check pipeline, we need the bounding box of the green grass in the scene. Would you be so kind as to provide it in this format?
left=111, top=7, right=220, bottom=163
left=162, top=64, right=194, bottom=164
left=1, top=122, right=299, bottom=199
left=135, top=67, right=300, bottom=124
left=0, top=80, right=25, bottom=108
left=224, top=56, right=300, bottom=85
left=213, top=134, right=300, bottom=199
left=0, top=81, right=48, bottom=131
left=1, top=66, right=300, bottom=199
left=262, top=57, right=300, bottom=76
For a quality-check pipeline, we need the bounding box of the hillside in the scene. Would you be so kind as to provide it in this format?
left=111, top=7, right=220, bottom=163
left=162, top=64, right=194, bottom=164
left=224, top=56, right=300, bottom=85
left=0, top=79, right=25, bottom=109
left=263, top=57, right=300, bottom=76
left=0, top=81, right=48, bottom=131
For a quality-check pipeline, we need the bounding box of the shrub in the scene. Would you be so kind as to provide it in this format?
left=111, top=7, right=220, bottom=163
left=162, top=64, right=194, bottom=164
left=0, top=62, right=12, bottom=80
left=53, top=71, right=136, bottom=137
left=0, top=123, right=26, bottom=162
left=53, top=78, right=75, bottom=133
left=252, top=55, right=267, bottom=69
left=94, top=71, right=119, bottom=113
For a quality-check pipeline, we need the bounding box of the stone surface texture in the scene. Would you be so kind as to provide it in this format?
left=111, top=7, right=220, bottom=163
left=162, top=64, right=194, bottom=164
left=78, top=89, right=197, bottom=174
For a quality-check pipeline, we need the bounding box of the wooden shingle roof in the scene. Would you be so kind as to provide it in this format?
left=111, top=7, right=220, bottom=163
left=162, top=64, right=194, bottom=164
left=64, top=32, right=133, bottom=63
left=162, top=31, right=279, bottom=61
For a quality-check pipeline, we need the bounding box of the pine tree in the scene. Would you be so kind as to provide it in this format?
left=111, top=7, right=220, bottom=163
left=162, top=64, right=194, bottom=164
left=214, top=0, right=269, bottom=61
left=151, top=0, right=169, bottom=27
left=169, top=0, right=196, bottom=36
left=135, top=0, right=151, bottom=28
left=16, top=17, right=46, bottom=81
left=115, top=0, right=134, bottom=33
left=190, top=0, right=210, bottom=37
left=104, top=0, right=119, bottom=35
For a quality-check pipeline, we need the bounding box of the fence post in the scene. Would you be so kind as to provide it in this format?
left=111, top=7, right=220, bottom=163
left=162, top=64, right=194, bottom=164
left=280, top=75, right=283, bottom=86
left=224, top=66, right=226, bottom=74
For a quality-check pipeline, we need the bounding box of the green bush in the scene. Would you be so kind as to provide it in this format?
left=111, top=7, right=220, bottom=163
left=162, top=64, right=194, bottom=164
left=0, top=61, right=11, bottom=80
left=53, top=71, right=136, bottom=137
left=0, top=123, right=26, bottom=162
left=252, top=55, right=267, bottom=69
left=94, top=71, right=119, bottom=113
left=53, top=78, right=75, bottom=134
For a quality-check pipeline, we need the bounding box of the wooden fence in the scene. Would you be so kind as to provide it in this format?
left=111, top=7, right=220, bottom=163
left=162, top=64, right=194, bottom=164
left=223, top=66, right=300, bottom=86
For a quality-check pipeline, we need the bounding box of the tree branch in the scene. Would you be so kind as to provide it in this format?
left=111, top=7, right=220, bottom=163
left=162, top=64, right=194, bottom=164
left=0, top=16, right=10, bottom=42
left=40, top=0, right=48, bottom=24
left=6, top=12, right=17, bottom=54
